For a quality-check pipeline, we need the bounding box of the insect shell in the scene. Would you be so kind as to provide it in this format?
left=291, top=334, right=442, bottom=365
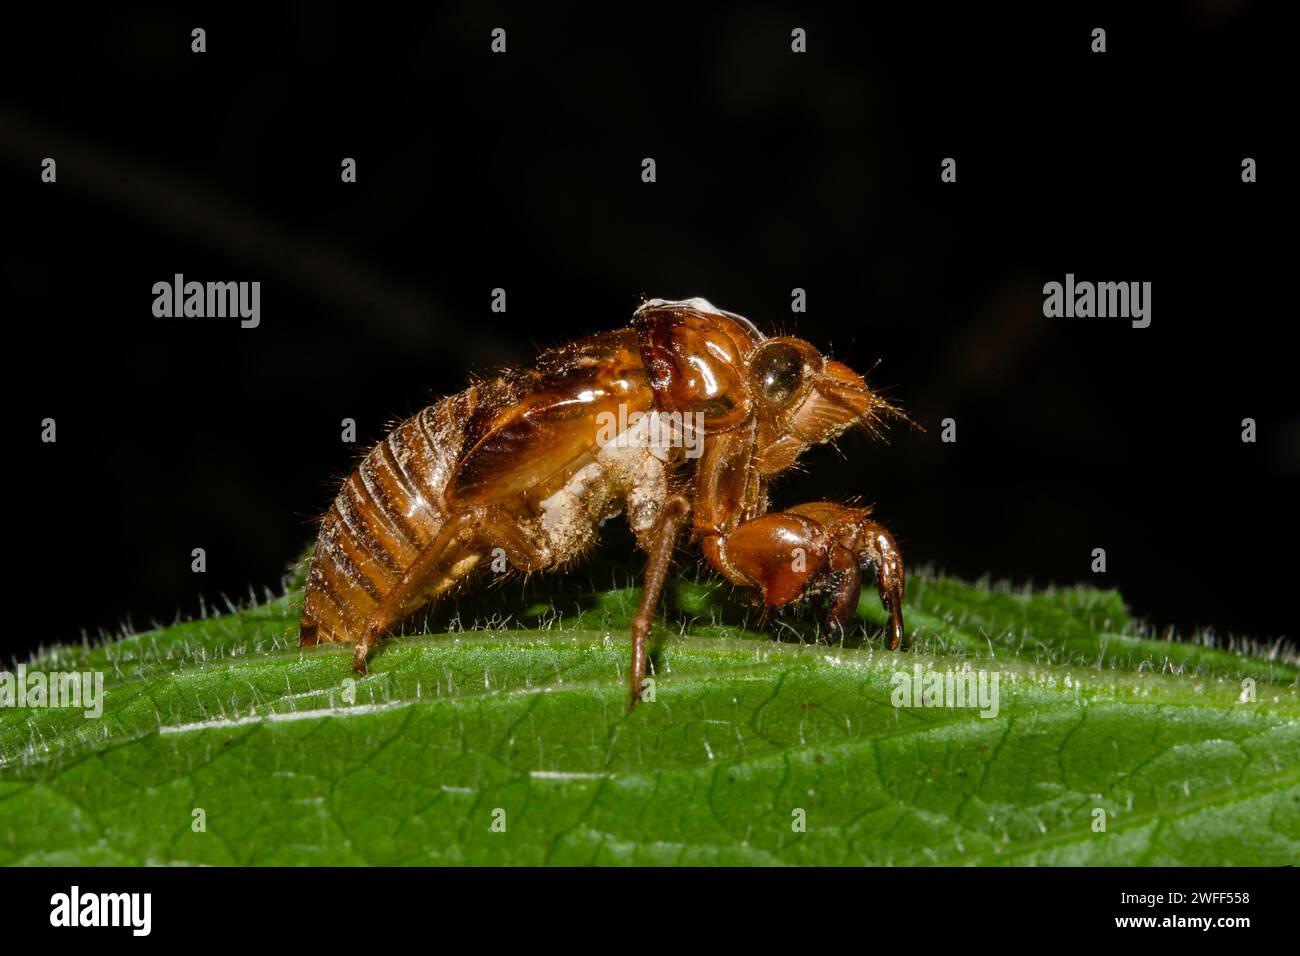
left=300, top=297, right=909, bottom=705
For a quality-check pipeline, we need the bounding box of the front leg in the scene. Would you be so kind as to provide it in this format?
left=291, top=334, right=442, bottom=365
left=701, top=502, right=906, bottom=649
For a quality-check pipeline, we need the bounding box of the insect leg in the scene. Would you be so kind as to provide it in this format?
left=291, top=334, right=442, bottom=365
left=352, top=503, right=528, bottom=673
left=821, top=544, right=863, bottom=634
left=787, top=504, right=905, bottom=651
left=629, top=494, right=691, bottom=707
left=704, top=503, right=906, bottom=650
left=703, top=512, right=834, bottom=607
left=847, top=515, right=905, bottom=651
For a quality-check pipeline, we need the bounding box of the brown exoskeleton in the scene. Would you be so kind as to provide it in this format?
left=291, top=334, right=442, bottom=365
left=300, top=297, right=909, bottom=705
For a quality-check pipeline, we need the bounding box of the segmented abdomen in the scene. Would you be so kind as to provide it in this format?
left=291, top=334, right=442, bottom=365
left=300, top=392, right=469, bottom=646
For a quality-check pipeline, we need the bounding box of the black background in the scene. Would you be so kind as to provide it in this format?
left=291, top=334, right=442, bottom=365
left=3, top=2, right=1293, bottom=660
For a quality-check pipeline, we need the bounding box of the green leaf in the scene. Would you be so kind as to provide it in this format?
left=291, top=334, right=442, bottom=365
left=1, top=564, right=1296, bottom=865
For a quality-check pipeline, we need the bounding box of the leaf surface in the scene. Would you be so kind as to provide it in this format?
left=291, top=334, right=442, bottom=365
left=1, top=570, right=1296, bottom=865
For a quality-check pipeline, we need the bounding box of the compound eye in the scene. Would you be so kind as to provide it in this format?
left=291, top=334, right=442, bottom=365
left=753, top=344, right=804, bottom=406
